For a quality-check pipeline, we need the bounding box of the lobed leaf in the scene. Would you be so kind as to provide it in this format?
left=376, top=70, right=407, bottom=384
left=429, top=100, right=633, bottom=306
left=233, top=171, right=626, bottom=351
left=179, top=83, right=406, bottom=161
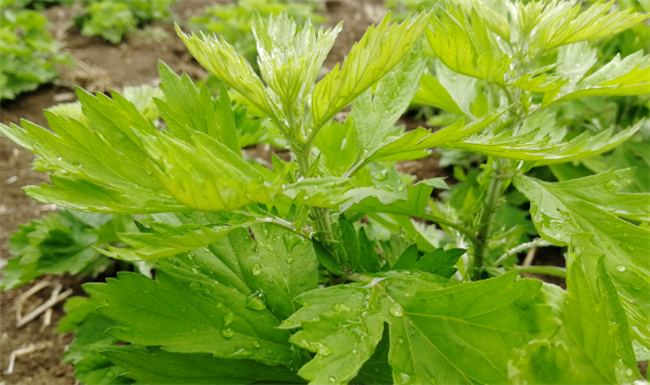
left=311, top=11, right=432, bottom=129
left=514, top=171, right=650, bottom=353
left=509, top=259, right=641, bottom=384
left=283, top=271, right=555, bottom=384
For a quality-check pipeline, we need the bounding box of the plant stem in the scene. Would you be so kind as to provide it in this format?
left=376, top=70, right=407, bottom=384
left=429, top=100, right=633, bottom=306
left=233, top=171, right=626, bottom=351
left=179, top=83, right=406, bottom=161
left=295, top=143, right=342, bottom=266
left=493, top=238, right=553, bottom=267
left=512, top=265, right=566, bottom=278
left=471, top=159, right=506, bottom=280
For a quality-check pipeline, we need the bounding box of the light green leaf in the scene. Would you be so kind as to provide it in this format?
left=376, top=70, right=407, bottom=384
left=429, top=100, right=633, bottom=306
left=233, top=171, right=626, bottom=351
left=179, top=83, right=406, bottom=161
left=530, top=1, right=648, bottom=54
left=426, top=5, right=512, bottom=85
left=435, top=112, right=643, bottom=165
left=84, top=271, right=296, bottom=366
left=176, top=24, right=279, bottom=120
left=412, top=72, right=464, bottom=116
left=156, top=62, right=240, bottom=153
left=253, top=12, right=340, bottom=108
left=102, top=346, right=303, bottom=384
left=100, top=222, right=248, bottom=261
left=546, top=50, right=650, bottom=105
left=142, top=131, right=279, bottom=211
left=350, top=44, right=427, bottom=163
left=283, top=271, right=554, bottom=385
left=513, top=171, right=650, bottom=352
left=366, top=112, right=502, bottom=163
left=508, top=258, right=641, bottom=384
left=311, top=11, right=432, bottom=129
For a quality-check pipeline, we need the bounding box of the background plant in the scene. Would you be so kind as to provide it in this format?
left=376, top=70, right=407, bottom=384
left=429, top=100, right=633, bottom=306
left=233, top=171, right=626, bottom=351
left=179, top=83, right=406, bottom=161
left=1, top=2, right=649, bottom=384
left=0, top=3, right=65, bottom=100
left=74, top=0, right=177, bottom=43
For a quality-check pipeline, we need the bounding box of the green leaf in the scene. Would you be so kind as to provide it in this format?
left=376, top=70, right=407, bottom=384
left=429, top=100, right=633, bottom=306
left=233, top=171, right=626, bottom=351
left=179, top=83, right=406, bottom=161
left=142, top=130, right=280, bottom=211
left=431, top=110, right=643, bottom=165
left=513, top=171, right=650, bottom=352
left=508, top=258, right=641, bottom=384
left=386, top=273, right=554, bottom=384
left=311, top=11, right=432, bottom=129
left=253, top=12, right=340, bottom=109
left=545, top=50, right=650, bottom=105
left=84, top=271, right=296, bottom=366
left=0, top=209, right=120, bottom=290
left=413, top=72, right=464, bottom=116
left=349, top=44, right=427, bottom=164
left=156, top=62, right=240, bottom=153
left=426, top=5, right=512, bottom=85
left=336, top=218, right=383, bottom=273
left=393, top=246, right=465, bottom=278
left=244, top=223, right=320, bottom=319
left=62, top=312, right=132, bottom=385
left=530, top=1, right=648, bottom=54
left=100, top=222, right=249, bottom=261
left=176, top=24, right=278, bottom=120
left=102, top=346, right=303, bottom=384
left=283, top=272, right=555, bottom=385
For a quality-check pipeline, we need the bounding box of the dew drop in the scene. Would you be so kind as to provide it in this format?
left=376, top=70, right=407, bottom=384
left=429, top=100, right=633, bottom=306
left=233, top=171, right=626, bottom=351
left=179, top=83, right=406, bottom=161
left=328, top=375, right=336, bottom=383
left=191, top=327, right=198, bottom=333
left=57, top=156, right=62, bottom=161
left=252, top=340, right=261, bottom=349
left=221, top=329, right=235, bottom=339
left=189, top=282, right=201, bottom=290
left=252, top=264, right=262, bottom=275
left=332, top=303, right=351, bottom=312
left=264, top=243, right=274, bottom=252
left=286, top=257, right=295, bottom=265
left=72, top=161, right=81, bottom=168
left=389, top=303, right=404, bottom=317
left=627, top=245, right=636, bottom=251
left=223, top=312, right=235, bottom=326
left=625, top=369, right=634, bottom=376
left=232, top=348, right=252, bottom=358
left=399, top=373, right=411, bottom=383
left=397, top=337, right=404, bottom=344
left=245, top=292, right=267, bottom=311
left=617, top=265, right=627, bottom=272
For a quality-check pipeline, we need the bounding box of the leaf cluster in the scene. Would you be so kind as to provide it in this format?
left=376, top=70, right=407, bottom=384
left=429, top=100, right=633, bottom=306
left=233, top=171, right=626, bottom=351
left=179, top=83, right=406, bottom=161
left=74, top=0, right=177, bottom=43
left=0, top=7, right=63, bottom=100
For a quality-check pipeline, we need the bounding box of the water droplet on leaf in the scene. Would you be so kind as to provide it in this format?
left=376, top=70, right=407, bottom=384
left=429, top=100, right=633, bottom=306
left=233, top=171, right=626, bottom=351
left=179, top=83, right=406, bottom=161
left=221, top=329, right=235, bottom=339
left=617, top=265, right=627, bottom=272
left=389, top=303, right=403, bottom=317
left=252, top=264, right=262, bottom=275
left=223, top=312, right=235, bottom=326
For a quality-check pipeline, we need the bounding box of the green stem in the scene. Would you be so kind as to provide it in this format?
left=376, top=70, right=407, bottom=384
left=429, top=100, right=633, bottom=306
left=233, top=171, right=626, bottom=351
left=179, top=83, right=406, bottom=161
left=295, top=144, right=342, bottom=267
left=471, top=160, right=506, bottom=280
left=512, top=265, right=566, bottom=278
left=493, top=238, right=553, bottom=267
